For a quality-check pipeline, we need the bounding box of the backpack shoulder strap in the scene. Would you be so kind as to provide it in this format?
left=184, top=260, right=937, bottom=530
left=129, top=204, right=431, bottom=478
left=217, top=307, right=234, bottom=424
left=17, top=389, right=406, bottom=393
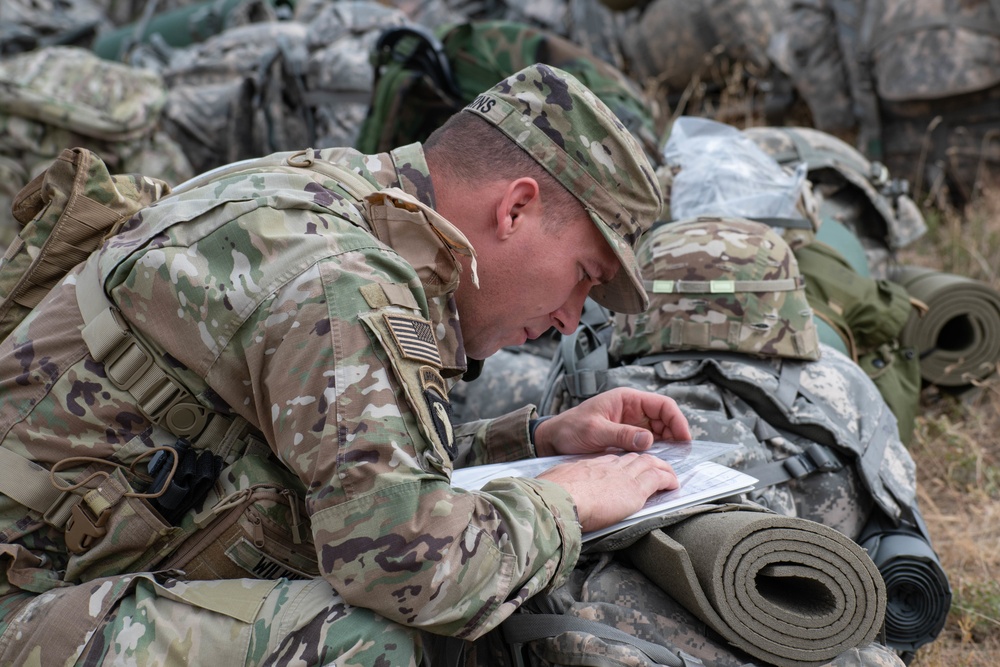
left=73, top=148, right=380, bottom=449
left=171, top=148, right=379, bottom=201
left=75, top=255, right=236, bottom=448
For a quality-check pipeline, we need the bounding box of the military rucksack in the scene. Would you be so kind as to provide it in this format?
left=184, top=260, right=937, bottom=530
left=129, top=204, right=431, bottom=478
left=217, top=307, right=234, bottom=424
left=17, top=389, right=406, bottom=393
left=0, top=147, right=171, bottom=341
left=143, top=0, right=409, bottom=175
left=843, top=0, right=1000, bottom=205
left=355, top=19, right=662, bottom=164
left=0, top=45, right=193, bottom=249
left=793, top=241, right=922, bottom=443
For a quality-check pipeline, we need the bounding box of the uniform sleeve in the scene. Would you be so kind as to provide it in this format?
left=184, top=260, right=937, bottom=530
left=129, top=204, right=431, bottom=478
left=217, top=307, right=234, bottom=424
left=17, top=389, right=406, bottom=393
left=233, top=244, right=581, bottom=640
left=450, top=407, right=538, bottom=469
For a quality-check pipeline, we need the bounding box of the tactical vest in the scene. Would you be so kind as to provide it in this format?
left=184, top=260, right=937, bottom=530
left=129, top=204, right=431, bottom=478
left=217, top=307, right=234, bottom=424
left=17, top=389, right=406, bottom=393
left=0, top=147, right=382, bottom=587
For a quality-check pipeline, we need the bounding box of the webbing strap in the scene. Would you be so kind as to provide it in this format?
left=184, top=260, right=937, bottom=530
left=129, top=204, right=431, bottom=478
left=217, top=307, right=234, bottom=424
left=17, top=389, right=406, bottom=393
left=743, top=442, right=845, bottom=489
left=170, top=148, right=378, bottom=202
left=644, top=275, right=805, bottom=294
left=557, top=323, right=610, bottom=400
left=502, top=613, right=703, bottom=667
left=0, top=446, right=63, bottom=515
left=75, top=257, right=233, bottom=446
left=856, top=0, right=886, bottom=158
left=73, top=150, right=381, bottom=446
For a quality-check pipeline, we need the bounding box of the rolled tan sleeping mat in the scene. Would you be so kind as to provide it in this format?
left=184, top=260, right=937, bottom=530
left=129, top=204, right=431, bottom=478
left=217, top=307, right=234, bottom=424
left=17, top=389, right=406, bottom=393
left=890, top=265, right=1000, bottom=387
left=628, top=504, right=887, bottom=667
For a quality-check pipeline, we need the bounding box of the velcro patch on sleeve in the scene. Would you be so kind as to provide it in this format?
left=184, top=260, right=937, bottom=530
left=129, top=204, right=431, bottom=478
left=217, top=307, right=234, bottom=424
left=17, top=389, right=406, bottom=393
left=384, top=313, right=442, bottom=367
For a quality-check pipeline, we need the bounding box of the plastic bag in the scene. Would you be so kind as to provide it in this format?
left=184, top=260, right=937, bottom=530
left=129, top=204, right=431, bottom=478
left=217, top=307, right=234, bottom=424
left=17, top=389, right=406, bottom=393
left=664, top=117, right=806, bottom=221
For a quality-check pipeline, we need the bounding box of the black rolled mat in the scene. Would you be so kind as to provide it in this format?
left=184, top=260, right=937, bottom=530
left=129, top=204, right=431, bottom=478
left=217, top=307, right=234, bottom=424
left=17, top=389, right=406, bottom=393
left=629, top=509, right=887, bottom=667
left=859, top=510, right=952, bottom=656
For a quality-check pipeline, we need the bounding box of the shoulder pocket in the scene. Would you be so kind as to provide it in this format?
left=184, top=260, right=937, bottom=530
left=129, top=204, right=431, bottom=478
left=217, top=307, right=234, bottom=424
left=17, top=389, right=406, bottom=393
left=359, top=309, right=455, bottom=477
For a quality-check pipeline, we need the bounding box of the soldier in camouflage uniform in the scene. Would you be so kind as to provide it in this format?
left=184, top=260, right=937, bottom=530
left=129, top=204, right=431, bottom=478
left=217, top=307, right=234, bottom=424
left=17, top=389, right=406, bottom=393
left=542, top=218, right=944, bottom=663
left=0, top=64, right=692, bottom=664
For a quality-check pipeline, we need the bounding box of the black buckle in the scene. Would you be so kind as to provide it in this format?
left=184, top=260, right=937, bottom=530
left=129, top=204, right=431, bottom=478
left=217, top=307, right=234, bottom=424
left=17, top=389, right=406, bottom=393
left=782, top=444, right=842, bottom=480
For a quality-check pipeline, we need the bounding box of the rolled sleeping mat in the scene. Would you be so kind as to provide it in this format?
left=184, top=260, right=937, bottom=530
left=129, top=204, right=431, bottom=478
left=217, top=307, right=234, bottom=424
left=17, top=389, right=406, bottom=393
left=890, top=265, right=1000, bottom=387
left=858, top=509, right=951, bottom=657
left=629, top=505, right=887, bottom=667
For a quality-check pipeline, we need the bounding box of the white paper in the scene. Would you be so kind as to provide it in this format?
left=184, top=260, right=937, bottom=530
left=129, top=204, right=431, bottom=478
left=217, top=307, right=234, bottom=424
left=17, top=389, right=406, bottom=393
left=450, top=440, right=758, bottom=542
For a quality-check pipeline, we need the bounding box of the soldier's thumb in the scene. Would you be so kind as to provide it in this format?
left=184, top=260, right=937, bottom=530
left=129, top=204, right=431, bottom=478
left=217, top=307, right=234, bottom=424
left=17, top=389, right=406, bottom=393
left=616, top=426, right=653, bottom=451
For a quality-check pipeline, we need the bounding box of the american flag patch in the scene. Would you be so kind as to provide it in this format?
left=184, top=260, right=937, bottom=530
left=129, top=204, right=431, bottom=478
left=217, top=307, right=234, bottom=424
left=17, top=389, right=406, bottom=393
left=384, top=313, right=442, bottom=366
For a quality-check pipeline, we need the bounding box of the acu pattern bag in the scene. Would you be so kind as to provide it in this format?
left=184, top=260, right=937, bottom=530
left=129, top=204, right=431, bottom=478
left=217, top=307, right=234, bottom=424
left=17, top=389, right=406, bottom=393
left=848, top=0, right=1000, bottom=205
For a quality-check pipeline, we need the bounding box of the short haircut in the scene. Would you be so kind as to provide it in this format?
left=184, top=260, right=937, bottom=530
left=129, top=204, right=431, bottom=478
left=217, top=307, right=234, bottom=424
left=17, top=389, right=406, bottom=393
left=425, top=112, right=585, bottom=230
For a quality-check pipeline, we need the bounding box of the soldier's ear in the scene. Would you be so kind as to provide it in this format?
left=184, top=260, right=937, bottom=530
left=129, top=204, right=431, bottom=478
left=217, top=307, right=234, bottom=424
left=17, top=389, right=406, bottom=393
left=495, top=177, right=540, bottom=240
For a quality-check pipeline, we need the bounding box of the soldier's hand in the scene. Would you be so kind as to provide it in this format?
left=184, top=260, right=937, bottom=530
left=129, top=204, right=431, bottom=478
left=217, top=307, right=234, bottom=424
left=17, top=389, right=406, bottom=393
left=532, top=387, right=691, bottom=458
left=537, top=452, right=679, bottom=532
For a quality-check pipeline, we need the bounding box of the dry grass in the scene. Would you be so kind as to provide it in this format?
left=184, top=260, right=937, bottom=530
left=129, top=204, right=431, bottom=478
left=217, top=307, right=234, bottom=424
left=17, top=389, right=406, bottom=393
left=902, top=191, right=1000, bottom=667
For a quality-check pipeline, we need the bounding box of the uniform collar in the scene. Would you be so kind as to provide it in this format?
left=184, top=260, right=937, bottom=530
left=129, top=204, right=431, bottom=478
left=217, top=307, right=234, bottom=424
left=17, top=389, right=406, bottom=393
left=371, top=143, right=472, bottom=379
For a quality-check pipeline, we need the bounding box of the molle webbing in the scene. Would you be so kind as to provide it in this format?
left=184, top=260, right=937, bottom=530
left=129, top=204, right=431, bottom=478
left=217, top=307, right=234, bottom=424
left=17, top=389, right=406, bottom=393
left=74, top=149, right=380, bottom=448
left=0, top=151, right=377, bottom=524
left=76, top=256, right=234, bottom=446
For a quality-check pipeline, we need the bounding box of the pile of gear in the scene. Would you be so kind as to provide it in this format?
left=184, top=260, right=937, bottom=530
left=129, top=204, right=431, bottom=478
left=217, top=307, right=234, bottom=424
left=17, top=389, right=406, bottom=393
left=3, top=0, right=1000, bottom=665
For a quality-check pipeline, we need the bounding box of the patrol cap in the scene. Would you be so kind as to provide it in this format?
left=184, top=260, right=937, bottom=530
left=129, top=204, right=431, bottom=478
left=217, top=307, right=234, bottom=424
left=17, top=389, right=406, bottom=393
left=462, top=63, right=662, bottom=314
left=610, top=217, right=821, bottom=360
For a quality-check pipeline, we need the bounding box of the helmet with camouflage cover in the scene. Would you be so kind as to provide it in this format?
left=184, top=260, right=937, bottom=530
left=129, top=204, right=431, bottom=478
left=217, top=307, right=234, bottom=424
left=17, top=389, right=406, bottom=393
left=743, top=126, right=926, bottom=251
left=609, top=217, right=821, bottom=361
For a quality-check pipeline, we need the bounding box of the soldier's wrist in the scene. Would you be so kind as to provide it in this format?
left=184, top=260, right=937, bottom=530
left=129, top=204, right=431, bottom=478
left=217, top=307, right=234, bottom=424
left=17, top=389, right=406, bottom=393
left=529, top=415, right=555, bottom=456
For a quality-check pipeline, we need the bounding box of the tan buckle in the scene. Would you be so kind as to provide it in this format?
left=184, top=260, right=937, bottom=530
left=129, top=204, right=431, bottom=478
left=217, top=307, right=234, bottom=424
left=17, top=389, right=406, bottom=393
left=65, top=501, right=110, bottom=554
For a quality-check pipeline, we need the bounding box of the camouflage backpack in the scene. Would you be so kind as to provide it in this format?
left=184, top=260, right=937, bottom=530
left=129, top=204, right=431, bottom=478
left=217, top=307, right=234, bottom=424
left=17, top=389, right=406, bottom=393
left=741, top=126, right=926, bottom=442
left=355, top=19, right=662, bottom=164
left=743, top=125, right=926, bottom=278
left=0, top=45, right=193, bottom=248
left=774, top=0, right=1000, bottom=205
left=527, top=219, right=949, bottom=661
left=144, top=0, right=409, bottom=175
left=0, top=147, right=387, bottom=589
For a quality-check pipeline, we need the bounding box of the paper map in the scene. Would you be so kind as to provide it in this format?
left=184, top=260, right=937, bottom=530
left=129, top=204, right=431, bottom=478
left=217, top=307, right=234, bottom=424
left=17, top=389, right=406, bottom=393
left=450, top=440, right=758, bottom=541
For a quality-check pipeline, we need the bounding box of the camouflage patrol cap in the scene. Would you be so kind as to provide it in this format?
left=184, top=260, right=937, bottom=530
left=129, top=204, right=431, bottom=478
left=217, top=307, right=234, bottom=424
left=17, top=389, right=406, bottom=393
left=462, top=63, right=662, bottom=314
left=609, top=217, right=821, bottom=360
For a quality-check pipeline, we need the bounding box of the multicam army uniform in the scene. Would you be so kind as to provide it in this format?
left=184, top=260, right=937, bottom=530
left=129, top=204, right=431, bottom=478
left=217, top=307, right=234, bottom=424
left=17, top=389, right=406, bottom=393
left=0, top=141, right=563, bottom=665
left=0, top=63, right=661, bottom=664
